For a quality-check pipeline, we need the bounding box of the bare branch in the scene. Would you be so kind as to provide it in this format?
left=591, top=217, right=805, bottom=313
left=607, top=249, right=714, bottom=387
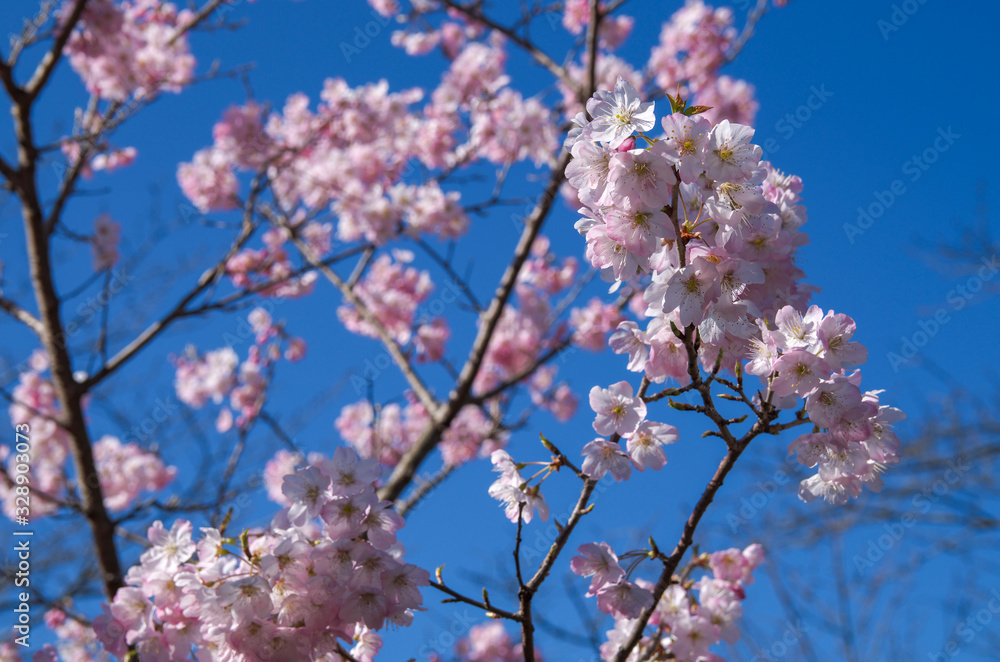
left=82, top=186, right=263, bottom=390
left=25, top=0, right=88, bottom=100
left=377, top=148, right=573, bottom=505
left=613, top=447, right=745, bottom=661
left=0, top=295, right=45, bottom=335
left=436, top=0, right=577, bottom=96
left=281, top=220, right=440, bottom=416
left=429, top=574, right=522, bottom=622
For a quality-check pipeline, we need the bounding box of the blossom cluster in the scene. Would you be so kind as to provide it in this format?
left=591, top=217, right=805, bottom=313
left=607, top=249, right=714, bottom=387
left=1, top=351, right=175, bottom=521
left=386, top=21, right=559, bottom=168
left=171, top=30, right=568, bottom=348
left=334, top=396, right=506, bottom=469
left=337, top=250, right=435, bottom=346
left=752, top=306, right=906, bottom=503
left=94, top=446, right=428, bottom=661
left=30, top=608, right=110, bottom=662
left=2, top=352, right=71, bottom=520
left=177, top=55, right=556, bottom=234
left=93, top=435, right=176, bottom=511
left=565, top=76, right=904, bottom=503
left=487, top=448, right=550, bottom=524
left=648, top=0, right=758, bottom=126
left=62, top=139, right=138, bottom=180
left=571, top=542, right=765, bottom=660
left=447, top=620, right=536, bottom=662
left=172, top=307, right=307, bottom=431
left=485, top=359, right=680, bottom=523
left=63, top=0, right=195, bottom=101
left=472, top=236, right=583, bottom=410
left=554, top=0, right=757, bottom=128
left=223, top=224, right=325, bottom=299
left=584, top=381, right=680, bottom=480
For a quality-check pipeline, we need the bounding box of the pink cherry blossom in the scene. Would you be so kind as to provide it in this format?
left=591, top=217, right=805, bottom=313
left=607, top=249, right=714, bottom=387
left=487, top=450, right=549, bottom=523
left=440, top=405, right=506, bottom=466
left=704, top=120, right=761, bottom=182
left=606, top=200, right=673, bottom=257
left=603, top=146, right=676, bottom=208
left=626, top=421, right=679, bottom=471
left=657, top=112, right=712, bottom=183
left=144, top=519, right=196, bottom=571
left=94, top=435, right=176, bottom=511
left=817, top=310, right=868, bottom=369
left=64, top=0, right=196, bottom=101
left=337, top=253, right=433, bottom=345
left=570, top=298, right=626, bottom=351
left=587, top=77, right=655, bottom=149
left=282, top=466, right=331, bottom=526
left=415, top=318, right=450, bottom=361
left=660, top=257, right=720, bottom=327
left=570, top=542, right=625, bottom=592
left=589, top=381, right=647, bottom=436
left=770, top=349, right=829, bottom=398
left=596, top=579, right=653, bottom=619
left=454, top=621, right=526, bottom=662
left=177, top=147, right=239, bottom=212
left=581, top=438, right=632, bottom=481
left=609, top=320, right=650, bottom=371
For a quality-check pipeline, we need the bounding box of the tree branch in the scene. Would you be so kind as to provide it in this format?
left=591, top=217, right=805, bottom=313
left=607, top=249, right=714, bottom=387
left=82, top=186, right=263, bottom=390
left=436, top=0, right=578, bottom=95
left=613, top=446, right=744, bottom=660
left=8, top=80, right=124, bottom=598
left=282, top=224, right=440, bottom=416
left=25, top=0, right=88, bottom=101
left=0, top=296, right=45, bottom=335
left=377, top=149, right=572, bottom=505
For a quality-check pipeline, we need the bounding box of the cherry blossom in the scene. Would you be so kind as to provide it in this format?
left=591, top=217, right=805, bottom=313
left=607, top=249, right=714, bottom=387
left=64, top=0, right=196, bottom=101
left=587, top=77, right=656, bottom=149
left=570, top=542, right=625, bottom=592
left=625, top=421, right=679, bottom=471
left=704, top=119, right=762, bottom=182
left=98, top=447, right=428, bottom=658
left=589, top=381, right=647, bottom=436
left=454, top=621, right=528, bottom=662
left=488, top=449, right=549, bottom=523
left=657, top=112, right=712, bottom=183
left=337, top=252, right=433, bottom=345
left=581, top=438, right=633, bottom=482
left=574, top=542, right=764, bottom=659
left=566, top=76, right=904, bottom=512
left=94, top=436, right=176, bottom=511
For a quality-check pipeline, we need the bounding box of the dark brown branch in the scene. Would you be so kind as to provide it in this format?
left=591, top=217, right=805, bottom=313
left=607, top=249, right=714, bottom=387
left=81, top=186, right=263, bottom=390
left=377, top=148, right=573, bottom=505
left=25, top=0, right=88, bottom=100
left=519, top=476, right=599, bottom=660
left=428, top=578, right=522, bottom=622
left=9, top=83, right=124, bottom=598
left=613, top=447, right=744, bottom=660
left=436, top=0, right=577, bottom=95
left=0, top=295, right=45, bottom=335
left=282, top=224, right=440, bottom=416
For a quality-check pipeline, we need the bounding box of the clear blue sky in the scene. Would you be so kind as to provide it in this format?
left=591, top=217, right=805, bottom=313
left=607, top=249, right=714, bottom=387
left=1, top=0, right=999, bottom=660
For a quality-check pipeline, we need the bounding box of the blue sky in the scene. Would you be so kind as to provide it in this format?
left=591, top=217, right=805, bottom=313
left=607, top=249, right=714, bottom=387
left=1, top=0, right=999, bottom=660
